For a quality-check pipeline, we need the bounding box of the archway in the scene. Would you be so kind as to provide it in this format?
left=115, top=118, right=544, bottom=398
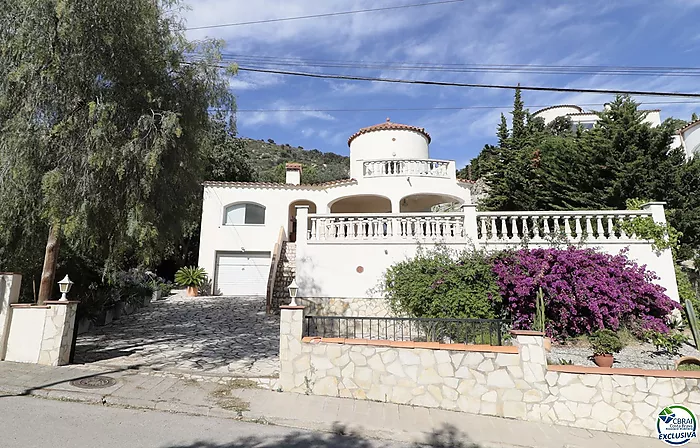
left=288, top=200, right=317, bottom=242
left=399, top=193, right=464, bottom=213
left=329, top=195, right=392, bottom=214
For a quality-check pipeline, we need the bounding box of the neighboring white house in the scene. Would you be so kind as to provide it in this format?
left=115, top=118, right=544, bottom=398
left=531, top=104, right=697, bottom=160
left=198, top=119, right=472, bottom=297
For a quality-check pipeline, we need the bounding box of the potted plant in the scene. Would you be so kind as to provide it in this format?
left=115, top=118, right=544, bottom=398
left=533, top=287, right=552, bottom=352
left=175, top=266, right=207, bottom=297
left=589, top=329, right=623, bottom=368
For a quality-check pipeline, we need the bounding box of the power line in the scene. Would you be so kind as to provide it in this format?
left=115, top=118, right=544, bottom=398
left=233, top=66, right=700, bottom=98
left=185, top=0, right=463, bottom=31
left=218, top=54, right=700, bottom=77
left=230, top=100, right=700, bottom=112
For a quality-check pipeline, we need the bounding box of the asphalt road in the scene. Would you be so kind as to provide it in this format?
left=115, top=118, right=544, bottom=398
left=1, top=396, right=414, bottom=448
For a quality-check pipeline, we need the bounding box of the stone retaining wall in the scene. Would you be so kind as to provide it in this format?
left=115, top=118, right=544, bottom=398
left=297, top=297, right=393, bottom=317
left=279, top=307, right=700, bottom=440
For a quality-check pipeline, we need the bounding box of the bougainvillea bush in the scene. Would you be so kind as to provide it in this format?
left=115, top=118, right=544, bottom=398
left=492, top=247, right=679, bottom=339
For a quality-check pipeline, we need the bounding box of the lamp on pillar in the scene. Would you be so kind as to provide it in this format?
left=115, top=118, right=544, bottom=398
left=58, top=275, right=73, bottom=301
left=288, top=278, right=299, bottom=307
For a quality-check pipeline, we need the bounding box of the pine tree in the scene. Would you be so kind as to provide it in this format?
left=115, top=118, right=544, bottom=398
left=693, top=112, right=699, bottom=122
left=511, top=86, right=526, bottom=141
left=497, top=113, right=509, bottom=148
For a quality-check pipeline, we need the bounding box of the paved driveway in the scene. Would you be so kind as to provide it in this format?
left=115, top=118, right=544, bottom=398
left=74, top=292, right=280, bottom=378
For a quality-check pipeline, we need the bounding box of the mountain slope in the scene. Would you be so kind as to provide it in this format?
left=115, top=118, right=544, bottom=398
left=239, top=138, right=350, bottom=183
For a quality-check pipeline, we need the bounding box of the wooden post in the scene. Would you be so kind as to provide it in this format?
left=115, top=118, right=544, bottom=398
left=37, top=224, right=60, bottom=305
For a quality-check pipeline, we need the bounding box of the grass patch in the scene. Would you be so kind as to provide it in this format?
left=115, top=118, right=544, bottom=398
left=678, top=363, right=700, bottom=371
left=216, top=397, right=250, bottom=413
left=224, top=379, right=260, bottom=389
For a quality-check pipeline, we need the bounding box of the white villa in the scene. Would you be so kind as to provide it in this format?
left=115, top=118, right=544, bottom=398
left=198, top=119, right=679, bottom=314
left=532, top=104, right=699, bottom=159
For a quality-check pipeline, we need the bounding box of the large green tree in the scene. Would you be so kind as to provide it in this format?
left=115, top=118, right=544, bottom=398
left=463, top=92, right=699, bottom=259
left=0, top=0, right=238, bottom=301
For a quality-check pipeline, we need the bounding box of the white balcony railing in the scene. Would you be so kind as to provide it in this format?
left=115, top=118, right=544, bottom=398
left=363, top=159, right=451, bottom=178
left=308, top=213, right=464, bottom=242
left=475, top=210, right=653, bottom=244
left=303, top=209, right=656, bottom=245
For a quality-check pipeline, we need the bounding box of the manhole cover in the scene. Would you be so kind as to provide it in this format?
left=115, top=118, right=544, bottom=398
left=70, top=376, right=117, bottom=389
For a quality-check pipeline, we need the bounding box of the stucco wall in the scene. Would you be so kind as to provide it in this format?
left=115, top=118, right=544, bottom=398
left=198, top=179, right=472, bottom=280
left=279, top=309, right=700, bottom=440
left=349, top=129, right=429, bottom=179
left=682, top=124, right=700, bottom=160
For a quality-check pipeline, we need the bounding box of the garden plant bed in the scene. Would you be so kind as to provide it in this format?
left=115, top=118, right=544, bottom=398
left=550, top=339, right=700, bottom=370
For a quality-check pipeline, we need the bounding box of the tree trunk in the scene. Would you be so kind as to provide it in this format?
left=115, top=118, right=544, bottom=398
left=37, top=224, right=61, bottom=305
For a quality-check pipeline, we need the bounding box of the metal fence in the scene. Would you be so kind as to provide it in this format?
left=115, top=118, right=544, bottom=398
left=304, top=316, right=512, bottom=346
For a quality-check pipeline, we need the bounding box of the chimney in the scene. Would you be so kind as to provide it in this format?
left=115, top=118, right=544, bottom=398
left=285, top=163, right=302, bottom=185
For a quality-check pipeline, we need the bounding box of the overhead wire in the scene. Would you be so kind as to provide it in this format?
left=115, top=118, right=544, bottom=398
left=229, top=100, right=700, bottom=112
left=216, top=54, right=700, bottom=78
left=185, top=0, right=463, bottom=30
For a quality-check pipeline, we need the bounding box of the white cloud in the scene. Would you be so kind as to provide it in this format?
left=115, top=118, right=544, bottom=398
left=237, top=100, right=336, bottom=129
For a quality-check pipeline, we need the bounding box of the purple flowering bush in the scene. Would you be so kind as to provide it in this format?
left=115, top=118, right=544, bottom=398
left=492, top=247, right=679, bottom=339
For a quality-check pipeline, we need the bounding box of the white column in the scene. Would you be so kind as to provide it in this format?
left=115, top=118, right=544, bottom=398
left=295, top=206, right=309, bottom=247
left=0, top=273, right=22, bottom=360
left=642, top=202, right=680, bottom=302
left=462, top=204, right=478, bottom=246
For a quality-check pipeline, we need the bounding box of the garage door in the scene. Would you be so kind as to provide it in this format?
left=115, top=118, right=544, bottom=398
left=215, top=252, right=271, bottom=296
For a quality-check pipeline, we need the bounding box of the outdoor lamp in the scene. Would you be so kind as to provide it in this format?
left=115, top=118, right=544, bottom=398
left=288, top=278, right=299, bottom=307
left=58, top=275, right=74, bottom=301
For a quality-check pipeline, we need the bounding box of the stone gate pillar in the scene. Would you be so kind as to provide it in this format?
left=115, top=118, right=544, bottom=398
left=279, top=305, right=305, bottom=391
left=0, top=273, right=22, bottom=360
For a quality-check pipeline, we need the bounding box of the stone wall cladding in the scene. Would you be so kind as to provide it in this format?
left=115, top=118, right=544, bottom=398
left=288, top=338, right=522, bottom=417
left=280, top=318, right=700, bottom=440
left=298, top=297, right=393, bottom=317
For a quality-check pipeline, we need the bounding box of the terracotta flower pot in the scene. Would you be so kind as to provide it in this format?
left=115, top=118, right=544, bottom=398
left=593, top=354, right=614, bottom=368
left=544, top=337, right=552, bottom=353
left=186, top=286, right=199, bottom=297
left=676, top=356, right=700, bottom=370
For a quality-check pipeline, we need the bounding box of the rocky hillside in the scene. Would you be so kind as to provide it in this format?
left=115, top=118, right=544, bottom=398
left=240, top=138, right=350, bottom=184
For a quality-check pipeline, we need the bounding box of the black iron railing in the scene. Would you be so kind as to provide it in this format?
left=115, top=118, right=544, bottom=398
left=304, top=316, right=512, bottom=346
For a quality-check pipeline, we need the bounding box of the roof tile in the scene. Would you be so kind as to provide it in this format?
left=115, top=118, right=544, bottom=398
left=347, top=119, right=431, bottom=146
left=203, top=178, right=357, bottom=189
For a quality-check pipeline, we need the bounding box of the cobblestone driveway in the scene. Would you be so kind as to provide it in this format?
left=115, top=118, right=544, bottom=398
left=74, top=292, right=280, bottom=378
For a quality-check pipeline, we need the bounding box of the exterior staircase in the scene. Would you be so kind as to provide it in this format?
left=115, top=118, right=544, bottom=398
left=272, top=241, right=296, bottom=309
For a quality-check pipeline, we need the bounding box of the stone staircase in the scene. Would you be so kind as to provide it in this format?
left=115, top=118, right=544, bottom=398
left=272, top=241, right=296, bottom=309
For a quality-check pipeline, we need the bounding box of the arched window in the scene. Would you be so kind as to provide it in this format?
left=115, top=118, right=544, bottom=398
left=223, top=203, right=266, bottom=225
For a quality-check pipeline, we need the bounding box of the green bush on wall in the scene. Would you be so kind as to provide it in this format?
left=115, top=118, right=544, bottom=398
left=383, top=245, right=500, bottom=320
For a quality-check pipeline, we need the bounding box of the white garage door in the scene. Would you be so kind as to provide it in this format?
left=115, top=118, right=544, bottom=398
left=215, top=252, right=271, bottom=296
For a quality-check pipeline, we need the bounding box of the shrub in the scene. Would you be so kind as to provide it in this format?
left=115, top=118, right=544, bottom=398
left=644, top=330, right=687, bottom=355
left=589, top=329, right=624, bottom=355
left=492, top=247, right=679, bottom=339
left=383, top=246, right=500, bottom=319
left=175, top=266, right=207, bottom=287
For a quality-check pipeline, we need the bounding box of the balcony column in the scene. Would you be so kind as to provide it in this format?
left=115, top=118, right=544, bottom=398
left=641, top=202, right=680, bottom=303
left=462, top=204, right=478, bottom=246
left=390, top=198, right=402, bottom=239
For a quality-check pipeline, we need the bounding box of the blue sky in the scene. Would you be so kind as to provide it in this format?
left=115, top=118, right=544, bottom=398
left=184, top=0, right=700, bottom=168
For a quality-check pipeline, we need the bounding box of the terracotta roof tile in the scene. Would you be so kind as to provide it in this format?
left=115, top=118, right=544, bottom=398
left=532, top=104, right=584, bottom=116
left=457, top=178, right=475, bottom=184
left=285, top=162, right=302, bottom=170
left=203, top=178, right=357, bottom=189
left=679, top=118, right=700, bottom=134
left=348, top=119, right=431, bottom=146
